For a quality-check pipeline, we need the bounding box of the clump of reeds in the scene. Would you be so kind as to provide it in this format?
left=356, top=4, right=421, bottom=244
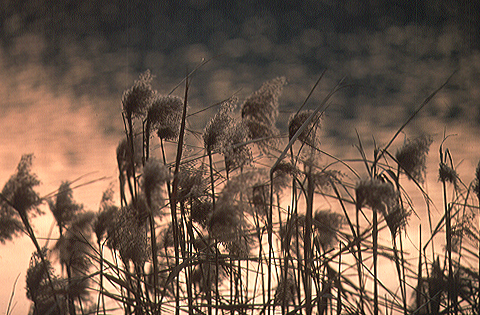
left=4, top=69, right=479, bottom=315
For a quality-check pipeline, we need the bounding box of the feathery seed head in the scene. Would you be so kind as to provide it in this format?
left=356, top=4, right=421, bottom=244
left=116, top=136, right=143, bottom=178
left=122, top=70, right=156, bottom=119
left=252, top=183, right=269, bottom=215
left=272, top=161, right=299, bottom=192
left=99, top=185, right=115, bottom=212
left=395, top=135, right=432, bottom=183
left=384, top=202, right=411, bottom=236
left=26, top=249, right=68, bottom=314
left=0, top=155, right=41, bottom=243
left=355, top=178, right=396, bottom=213
left=242, top=118, right=279, bottom=152
left=1, top=154, right=41, bottom=216
left=313, top=209, right=345, bottom=250
left=203, top=97, right=237, bottom=151
left=54, top=211, right=95, bottom=269
left=288, top=110, right=323, bottom=147
left=207, top=204, right=244, bottom=243
left=190, top=199, right=212, bottom=227
left=176, top=164, right=207, bottom=203
left=132, top=195, right=151, bottom=223
left=142, top=159, right=170, bottom=206
left=94, top=205, right=117, bottom=243
left=26, top=248, right=52, bottom=299
left=107, top=205, right=150, bottom=264
left=223, top=121, right=253, bottom=173
left=216, top=170, right=268, bottom=216
left=94, top=186, right=118, bottom=242
left=241, top=77, right=285, bottom=152
left=272, top=161, right=299, bottom=176
left=147, top=95, right=183, bottom=140
left=0, top=211, right=22, bottom=244
left=312, top=170, right=341, bottom=191
left=54, top=212, right=95, bottom=300
left=48, top=181, right=83, bottom=227
left=159, top=223, right=174, bottom=249
left=241, top=77, right=286, bottom=126
left=438, top=162, right=457, bottom=184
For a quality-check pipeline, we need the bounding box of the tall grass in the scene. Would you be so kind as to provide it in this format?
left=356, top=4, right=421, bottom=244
left=1, top=69, right=479, bottom=315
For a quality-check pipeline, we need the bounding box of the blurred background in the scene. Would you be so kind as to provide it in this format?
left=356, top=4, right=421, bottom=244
left=1, top=1, right=480, bottom=313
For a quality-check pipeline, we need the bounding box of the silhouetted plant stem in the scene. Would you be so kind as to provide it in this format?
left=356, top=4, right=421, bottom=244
left=416, top=226, right=424, bottom=314
left=398, top=231, right=408, bottom=315
left=148, top=212, right=158, bottom=306
left=170, top=76, right=189, bottom=315
left=125, top=113, right=137, bottom=203
left=215, top=239, right=220, bottom=315
left=144, top=119, right=150, bottom=162
left=355, top=203, right=365, bottom=315
left=66, top=259, right=76, bottom=314
left=442, top=179, right=453, bottom=314
left=267, top=172, right=274, bottom=315
left=283, top=148, right=297, bottom=315
left=373, top=209, right=378, bottom=315
left=304, top=168, right=314, bottom=315
left=337, top=243, right=342, bottom=315
left=391, top=236, right=406, bottom=314
left=56, top=225, right=76, bottom=315
left=207, top=148, right=215, bottom=209
left=96, top=239, right=106, bottom=315
left=394, top=165, right=409, bottom=315
left=158, top=136, right=178, bottom=314
left=119, top=174, right=127, bottom=207
left=134, top=263, right=145, bottom=315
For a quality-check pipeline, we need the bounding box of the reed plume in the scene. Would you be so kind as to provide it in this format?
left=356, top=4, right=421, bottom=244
left=395, top=135, right=432, bottom=182
left=241, top=77, right=286, bottom=151
left=107, top=205, right=150, bottom=265
left=0, top=154, right=41, bottom=242
left=48, top=181, right=83, bottom=229
left=288, top=109, right=323, bottom=148
left=54, top=211, right=95, bottom=301
left=142, top=158, right=170, bottom=207
left=313, top=209, right=345, bottom=251
left=122, top=70, right=156, bottom=120
left=147, top=95, right=183, bottom=141
left=26, top=248, right=67, bottom=315
left=203, top=97, right=237, bottom=152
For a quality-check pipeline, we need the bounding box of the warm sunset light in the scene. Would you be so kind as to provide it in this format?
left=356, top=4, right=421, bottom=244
left=1, top=1, right=479, bottom=314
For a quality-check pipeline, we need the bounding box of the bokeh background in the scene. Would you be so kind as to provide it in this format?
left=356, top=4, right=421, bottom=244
left=1, top=1, right=480, bottom=313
